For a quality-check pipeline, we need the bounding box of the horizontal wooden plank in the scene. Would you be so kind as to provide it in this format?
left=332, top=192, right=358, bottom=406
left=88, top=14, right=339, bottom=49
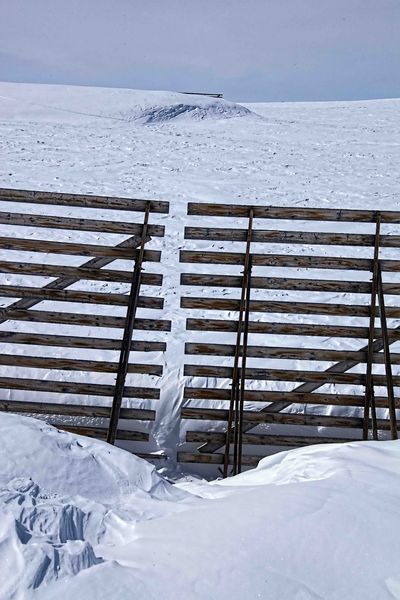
left=0, top=309, right=171, bottom=332
left=181, top=297, right=400, bottom=318
left=0, top=399, right=155, bottom=420
left=0, top=331, right=166, bottom=350
left=184, top=364, right=400, bottom=386
left=182, top=408, right=367, bottom=428
left=0, top=212, right=164, bottom=236
left=0, top=377, right=160, bottom=399
left=180, top=250, right=400, bottom=272
left=182, top=274, right=400, bottom=296
left=135, top=452, right=168, bottom=461
left=0, top=188, right=169, bottom=213
left=55, top=423, right=149, bottom=442
left=0, top=262, right=163, bottom=286
left=182, top=409, right=383, bottom=429
left=187, top=202, right=400, bottom=223
left=184, top=343, right=400, bottom=364
left=186, top=430, right=361, bottom=446
left=0, top=355, right=162, bottom=375
left=0, top=285, right=163, bottom=309
left=177, top=452, right=272, bottom=467
left=181, top=274, right=376, bottom=294
left=186, top=318, right=400, bottom=339
left=185, top=226, right=400, bottom=248
left=182, top=388, right=396, bottom=408
left=0, top=237, right=161, bottom=261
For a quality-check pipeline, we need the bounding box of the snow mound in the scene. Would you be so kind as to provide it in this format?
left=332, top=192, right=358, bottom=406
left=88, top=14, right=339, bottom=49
left=0, top=82, right=253, bottom=124
left=2, top=415, right=400, bottom=599
left=39, top=439, right=400, bottom=600
left=0, top=413, right=189, bottom=596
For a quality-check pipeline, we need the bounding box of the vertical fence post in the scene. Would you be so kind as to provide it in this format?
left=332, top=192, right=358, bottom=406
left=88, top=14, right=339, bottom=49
left=236, top=254, right=252, bottom=474
left=363, top=214, right=381, bottom=440
left=107, top=202, right=151, bottom=445
left=224, top=208, right=253, bottom=477
left=377, top=262, right=398, bottom=440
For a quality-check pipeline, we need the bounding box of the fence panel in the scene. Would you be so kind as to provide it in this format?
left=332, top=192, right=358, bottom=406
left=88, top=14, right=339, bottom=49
left=0, top=187, right=169, bottom=456
left=179, top=202, right=400, bottom=473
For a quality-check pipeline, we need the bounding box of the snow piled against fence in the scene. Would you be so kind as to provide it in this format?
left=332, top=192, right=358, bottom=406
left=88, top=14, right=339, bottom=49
left=0, top=82, right=253, bottom=124
left=2, top=413, right=400, bottom=599
left=0, top=413, right=190, bottom=598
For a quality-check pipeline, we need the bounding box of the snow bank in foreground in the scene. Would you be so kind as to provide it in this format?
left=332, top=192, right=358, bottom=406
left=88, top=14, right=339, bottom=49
left=0, top=82, right=253, bottom=124
left=2, top=414, right=400, bottom=600
left=0, top=413, right=189, bottom=597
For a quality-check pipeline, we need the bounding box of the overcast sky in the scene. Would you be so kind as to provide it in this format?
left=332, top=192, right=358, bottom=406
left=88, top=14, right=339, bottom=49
left=1, top=0, right=399, bottom=102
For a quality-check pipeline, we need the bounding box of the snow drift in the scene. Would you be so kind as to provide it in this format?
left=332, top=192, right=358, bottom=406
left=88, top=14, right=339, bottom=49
left=0, top=413, right=189, bottom=597
left=0, top=82, right=253, bottom=124
left=2, top=414, right=400, bottom=599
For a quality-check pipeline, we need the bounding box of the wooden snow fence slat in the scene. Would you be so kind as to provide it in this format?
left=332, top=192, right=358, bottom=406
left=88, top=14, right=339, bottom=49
left=181, top=274, right=400, bottom=295
left=180, top=250, right=400, bottom=271
left=0, top=188, right=169, bottom=449
left=184, top=343, right=400, bottom=364
left=182, top=389, right=399, bottom=408
left=183, top=365, right=400, bottom=386
left=0, top=187, right=169, bottom=213
left=0, top=237, right=161, bottom=260
left=187, top=202, right=400, bottom=223
left=181, top=297, right=400, bottom=318
left=0, top=399, right=155, bottom=420
left=180, top=202, right=400, bottom=471
left=0, top=261, right=163, bottom=285
left=0, top=285, right=164, bottom=308
left=185, top=226, right=400, bottom=247
left=0, top=312, right=170, bottom=332
left=0, top=377, right=160, bottom=398
left=0, top=211, right=164, bottom=236
left=186, top=318, right=400, bottom=339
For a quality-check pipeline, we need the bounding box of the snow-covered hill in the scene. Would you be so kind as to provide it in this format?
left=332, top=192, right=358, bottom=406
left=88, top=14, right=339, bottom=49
left=0, top=82, right=253, bottom=124
left=2, top=413, right=400, bottom=599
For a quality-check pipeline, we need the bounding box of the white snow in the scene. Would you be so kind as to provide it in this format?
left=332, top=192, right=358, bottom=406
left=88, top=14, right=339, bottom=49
left=1, top=81, right=400, bottom=596
left=1, top=82, right=400, bottom=474
left=0, top=82, right=252, bottom=124
left=0, top=413, right=190, bottom=597
left=1, top=413, right=400, bottom=599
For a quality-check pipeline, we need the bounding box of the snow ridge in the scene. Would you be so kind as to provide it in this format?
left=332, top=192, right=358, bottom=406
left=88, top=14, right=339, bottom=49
left=0, top=82, right=253, bottom=124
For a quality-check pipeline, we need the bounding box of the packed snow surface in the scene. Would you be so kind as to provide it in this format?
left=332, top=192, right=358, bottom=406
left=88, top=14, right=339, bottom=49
left=1, top=413, right=400, bottom=599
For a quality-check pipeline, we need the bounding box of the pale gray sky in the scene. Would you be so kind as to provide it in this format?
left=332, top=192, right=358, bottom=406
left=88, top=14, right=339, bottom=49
left=1, top=0, right=399, bottom=101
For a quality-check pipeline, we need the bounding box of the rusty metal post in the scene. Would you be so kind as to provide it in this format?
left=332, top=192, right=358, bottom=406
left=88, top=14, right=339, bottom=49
left=223, top=208, right=254, bottom=476
left=363, top=215, right=381, bottom=440
left=107, top=202, right=151, bottom=444
left=377, top=262, right=398, bottom=440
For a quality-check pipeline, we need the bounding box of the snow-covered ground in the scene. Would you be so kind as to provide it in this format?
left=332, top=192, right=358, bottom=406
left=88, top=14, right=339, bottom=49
left=1, top=82, right=400, bottom=598
left=1, top=82, right=400, bottom=474
left=2, top=413, right=400, bottom=599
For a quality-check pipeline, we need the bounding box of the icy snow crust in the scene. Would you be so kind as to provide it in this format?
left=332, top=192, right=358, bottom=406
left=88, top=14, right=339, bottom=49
left=2, top=414, right=400, bottom=599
